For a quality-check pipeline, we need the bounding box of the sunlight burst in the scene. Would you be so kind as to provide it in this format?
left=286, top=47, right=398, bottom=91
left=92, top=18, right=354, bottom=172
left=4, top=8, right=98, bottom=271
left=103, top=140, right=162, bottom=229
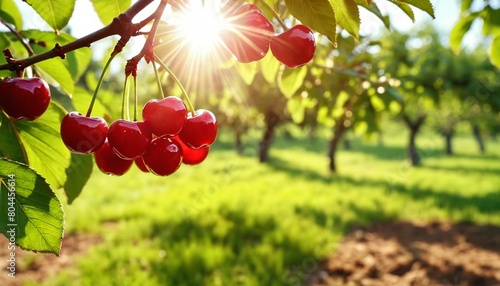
left=172, top=1, right=227, bottom=55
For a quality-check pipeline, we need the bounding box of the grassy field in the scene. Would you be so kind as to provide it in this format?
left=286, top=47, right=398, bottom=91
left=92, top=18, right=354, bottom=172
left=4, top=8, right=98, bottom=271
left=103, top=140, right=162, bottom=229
left=24, top=123, right=500, bottom=286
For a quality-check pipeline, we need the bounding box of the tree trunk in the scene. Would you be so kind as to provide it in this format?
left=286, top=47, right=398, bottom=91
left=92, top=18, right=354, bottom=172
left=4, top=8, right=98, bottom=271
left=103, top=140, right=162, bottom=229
left=403, top=114, right=426, bottom=166
left=328, top=118, right=347, bottom=172
left=472, top=124, right=485, bottom=154
left=235, top=129, right=244, bottom=155
left=259, top=110, right=280, bottom=163
left=444, top=129, right=454, bottom=155
left=342, top=138, right=351, bottom=150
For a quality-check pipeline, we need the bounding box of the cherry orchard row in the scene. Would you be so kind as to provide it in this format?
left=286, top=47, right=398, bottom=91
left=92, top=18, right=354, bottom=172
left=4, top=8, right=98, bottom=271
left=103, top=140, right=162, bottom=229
left=221, top=3, right=316, bottom=68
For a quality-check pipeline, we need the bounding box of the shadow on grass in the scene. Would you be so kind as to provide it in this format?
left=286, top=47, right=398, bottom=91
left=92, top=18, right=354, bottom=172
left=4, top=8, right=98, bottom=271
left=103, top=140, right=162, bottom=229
left=422, top=164, right=500, bottom=176
left=147, top=207, right=318, bottom=286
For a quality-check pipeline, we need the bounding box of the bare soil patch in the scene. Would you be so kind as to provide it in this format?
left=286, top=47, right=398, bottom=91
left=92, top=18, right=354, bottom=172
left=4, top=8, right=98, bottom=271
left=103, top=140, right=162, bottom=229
left=0, top=233, right=102, bottom=286
left=309, top=221, right=500, bottom=286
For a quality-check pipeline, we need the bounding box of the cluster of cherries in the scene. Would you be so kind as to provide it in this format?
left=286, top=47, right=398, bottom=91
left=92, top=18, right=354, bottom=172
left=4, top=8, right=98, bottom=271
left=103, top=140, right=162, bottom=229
left=0, top=77, right=51, bottom=121
left=221, top=4, right=316, bottom=68
left=60, top=96, right=218, bottom=176
left=0, top=75, right=217, bottom=176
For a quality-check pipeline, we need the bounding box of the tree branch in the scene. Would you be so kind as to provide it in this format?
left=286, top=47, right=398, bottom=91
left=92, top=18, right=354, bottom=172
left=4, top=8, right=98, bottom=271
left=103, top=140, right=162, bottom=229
left=0, top=0, right=157, bottom=72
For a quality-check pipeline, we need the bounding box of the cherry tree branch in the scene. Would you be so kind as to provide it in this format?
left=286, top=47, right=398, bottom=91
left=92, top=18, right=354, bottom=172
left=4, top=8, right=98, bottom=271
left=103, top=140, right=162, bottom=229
left=125, top=0, right=168, bottom=76
left=0, top=0, right=158, bottom=72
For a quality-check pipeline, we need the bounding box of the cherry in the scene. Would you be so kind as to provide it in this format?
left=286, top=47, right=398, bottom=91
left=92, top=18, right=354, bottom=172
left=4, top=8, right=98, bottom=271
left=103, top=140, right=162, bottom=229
left=142, top=96, right=187, bottom=137
left=270, top=25, right=316, bottom=68
left=60, top=112, right=108, bottom=154
left=142, top=136, right=183, bottom=176
left=173, top=135, right=210, bottom=165
left=108, top=120, right=152, bottom=160
left=221, top=4, right=274, bottom=63
left=134, top=157, right=149, bottom=173
left=94, top=140, right=133, bottom=176
left=0, top=77, right=51, bottom=120
left=178, top=109, right=218, bottom=149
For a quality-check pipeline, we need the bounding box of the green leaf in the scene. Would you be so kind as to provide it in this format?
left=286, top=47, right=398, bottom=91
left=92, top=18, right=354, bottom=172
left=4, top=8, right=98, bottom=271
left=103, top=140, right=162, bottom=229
left=449, top=13, right=477, bottom=54
left=356, top=1, right=390, bottom=29
left=388, top=0, right=415, bottom=22
left=278, top=66, right=308, bottom=98
left=25, top=0, right=75, bottom=31
left=330, top=0, right=360, bottom=39
left=64, top=154, right=93, bottom=204
left=65, top=46, right=92, bottom=82
left=398, top=0, right=435, bottom=18
left=0, top=158, right=64, bottom=255
left=0, top=0, right=23, bottom=29
left=91, top=0, right=131, bottom=25
left=71, top=86, right=110, bottom=118
left=287, top=96, right=305, bottom=123
left=461, top=0, right=473, bottom=13
left=0, top=112, right=27, bottom=164
left=482, top=7, right=500, bottom=36
left=259, top=51, right=281, bottom=84
left=384, top=84, right=404, bottom=103
left=285, top=0, right=337, bottom=43
left=489, top=36, right=500, bottom=68
left=236, top=61, right=258, bottom=85
left=36, top=58, right=75, bottom=95
left=13, top=102, right=71, bottom=189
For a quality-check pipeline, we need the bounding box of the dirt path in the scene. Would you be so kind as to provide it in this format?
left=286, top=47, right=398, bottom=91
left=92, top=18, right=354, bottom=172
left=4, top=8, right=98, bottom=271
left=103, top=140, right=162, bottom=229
left=0, top=233, right=102, bottom=286
left=309, top=221, right=500, bottom=286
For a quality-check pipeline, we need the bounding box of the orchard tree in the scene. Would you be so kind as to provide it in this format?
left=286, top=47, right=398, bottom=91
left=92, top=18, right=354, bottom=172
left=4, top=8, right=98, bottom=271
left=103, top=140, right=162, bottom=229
left=0, top=0, right=433, bottom=255
left=376, top=28, right=451, bottom=166
left=451, top=0, right=500, bottom=67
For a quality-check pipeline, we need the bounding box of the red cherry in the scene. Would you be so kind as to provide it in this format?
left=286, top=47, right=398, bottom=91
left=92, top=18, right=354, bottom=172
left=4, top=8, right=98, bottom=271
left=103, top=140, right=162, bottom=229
left=0, top=77, right=51, bottom=120
left=142, top=96, right=187, bottom=137
left=108, top=120, right=152, bottom=160
left=134, top=157, right=149, bottom=173
left=60, top=112, right=108, bottom=154
left=221, top=4, right=274, bottom=63
left=94, top=140, right=133, bottom=176
left=270, top=25, right=316, bottom=68
left=142, top=136, right=183, bottom=176
left=173, top=135, right=210, bottom=165
left=178, top=109, right=218, bottom=149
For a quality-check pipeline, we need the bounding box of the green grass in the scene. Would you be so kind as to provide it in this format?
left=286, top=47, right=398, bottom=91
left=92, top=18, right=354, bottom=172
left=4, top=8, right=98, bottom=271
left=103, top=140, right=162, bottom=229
left=25, top=123, right=500, bottom=286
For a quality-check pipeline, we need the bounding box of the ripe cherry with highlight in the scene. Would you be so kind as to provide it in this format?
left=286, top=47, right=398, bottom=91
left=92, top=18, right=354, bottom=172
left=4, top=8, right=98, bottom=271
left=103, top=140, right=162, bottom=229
left=94, top=140, right=133, bottom=176
left=142, top=136, right=183, bottom=176
left=0, top=77, right=51, bottom=120
left=142, top=96, right=187, bottom=137
left=60, top=112, right=108, bottom=154
left=178, top=109, right=218, bottom=149
left=270, top=25, right=316, bottom=68
left=108, top=120, right=152, bottom=160
left=221, top=4, right=274, bottom=63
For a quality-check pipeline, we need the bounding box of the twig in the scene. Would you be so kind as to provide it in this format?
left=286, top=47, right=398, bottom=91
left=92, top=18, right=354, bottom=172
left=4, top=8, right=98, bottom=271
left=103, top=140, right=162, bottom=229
left=0, top=18, right=35, bottom=56
left=0, top=0, right=157, bottom=73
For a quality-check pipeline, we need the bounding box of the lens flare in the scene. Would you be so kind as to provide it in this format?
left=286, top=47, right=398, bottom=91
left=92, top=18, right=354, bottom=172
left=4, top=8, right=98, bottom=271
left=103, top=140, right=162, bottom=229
left=170, top=1, right=227, bottom=55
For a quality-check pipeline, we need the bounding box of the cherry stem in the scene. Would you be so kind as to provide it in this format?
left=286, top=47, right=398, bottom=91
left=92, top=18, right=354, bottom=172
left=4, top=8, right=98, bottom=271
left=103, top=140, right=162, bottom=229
left=256, top=0, right=288, bottom=31
left=154, top=54, right=195, bottom=114
left=133, top=75, right=138, bottom=121
left=130, top=1, right=167, bottom=64
left=152, top=61, right=165, bottom=99
left=86, top=54, right=115, bottom=117
left=121, top=76, right=130, bottom=120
